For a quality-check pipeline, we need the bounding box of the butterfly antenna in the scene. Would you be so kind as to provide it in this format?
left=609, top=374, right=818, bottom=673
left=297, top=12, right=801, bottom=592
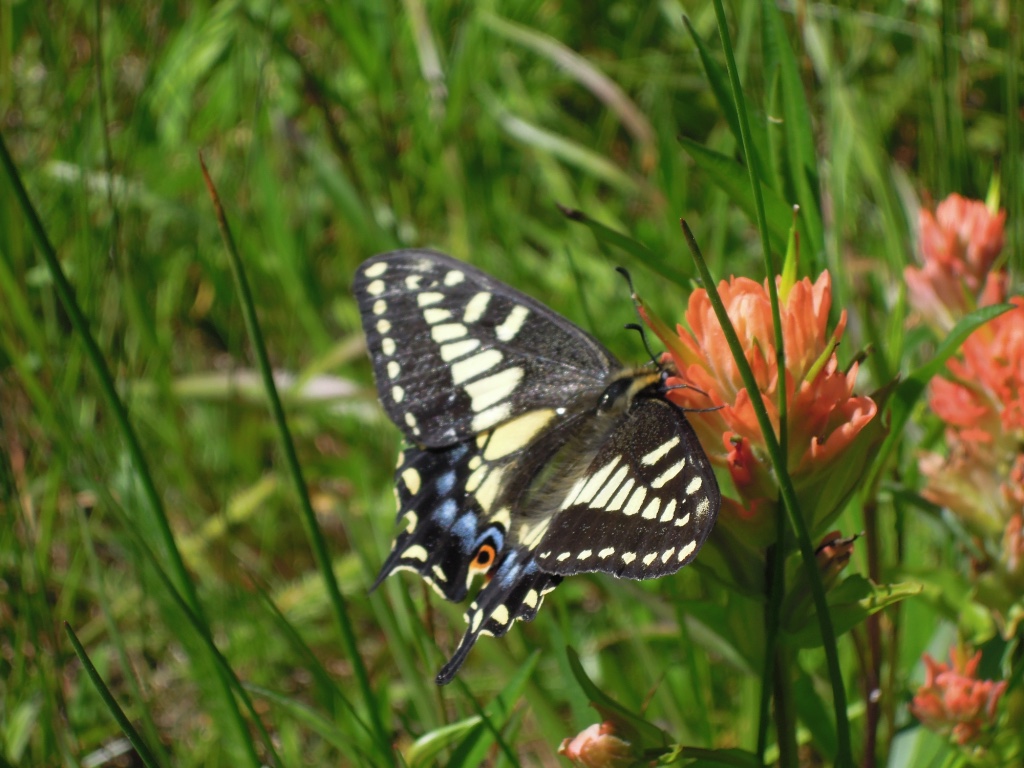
left=615, top=265, right=637, bottom=295
left=625, top=322, right=660, bottom=367
left=616, top=266, right=661, bottom=366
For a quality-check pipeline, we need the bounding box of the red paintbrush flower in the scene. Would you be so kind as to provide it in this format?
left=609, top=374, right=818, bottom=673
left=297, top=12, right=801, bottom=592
left=905, top=193, right=1006, bottom=332
left=919, top=298, right=1024, bottom=537
left=910, top=647, right=1006, bottom=746
left=642, top=271, right=879, bottom=543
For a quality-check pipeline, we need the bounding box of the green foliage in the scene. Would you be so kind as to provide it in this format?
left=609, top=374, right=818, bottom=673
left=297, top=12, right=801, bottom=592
left=1, top=1, right=1021, bottom=766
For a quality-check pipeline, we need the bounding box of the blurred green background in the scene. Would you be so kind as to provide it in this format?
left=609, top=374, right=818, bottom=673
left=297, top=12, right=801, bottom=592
left=1, top=1, right=1019, bottom=765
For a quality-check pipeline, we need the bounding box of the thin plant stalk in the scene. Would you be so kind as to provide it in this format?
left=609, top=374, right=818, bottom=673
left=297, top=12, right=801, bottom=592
left=681, top=221, right=852, bottom=767
left=199, top=156, right=390, bottom=757
left=0, top=132, right=261, bottom=766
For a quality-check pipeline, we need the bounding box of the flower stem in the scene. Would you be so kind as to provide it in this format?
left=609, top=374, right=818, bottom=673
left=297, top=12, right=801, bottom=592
left=681, top=221, right=853, bottom=767
left=774, top=645, right=799, bottom=768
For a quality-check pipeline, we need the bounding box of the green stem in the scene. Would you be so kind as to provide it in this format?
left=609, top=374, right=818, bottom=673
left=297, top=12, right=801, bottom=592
left=758, top=507, right=788, bottom=761
left=0, top=132, right=264, bottom=767
left=773, top=646, right=799, bottom=768
left=682, top=222, right=852, bottom=767
left=199, top=157, right=390, bottom=755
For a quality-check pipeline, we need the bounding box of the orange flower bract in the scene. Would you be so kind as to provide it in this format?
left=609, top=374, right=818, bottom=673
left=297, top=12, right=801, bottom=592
left=645, top=271, right=879, bottom=540
left=905, top=193, right=1007, bottom=332
left=910, top=648, right=1006, bottom=746
left=920, top=298, right=1024, bottom=536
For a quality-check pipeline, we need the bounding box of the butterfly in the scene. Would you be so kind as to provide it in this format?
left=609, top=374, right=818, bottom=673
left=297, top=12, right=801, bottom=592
left=353, top=249, right=720, bottom=684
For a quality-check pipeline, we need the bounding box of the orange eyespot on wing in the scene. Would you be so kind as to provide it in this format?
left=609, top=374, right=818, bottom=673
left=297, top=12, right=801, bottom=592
left=470, top=543, right=497, bottom=573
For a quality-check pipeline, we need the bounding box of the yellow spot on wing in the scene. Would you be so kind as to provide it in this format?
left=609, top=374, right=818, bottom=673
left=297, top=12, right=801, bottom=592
left=417, top=292, right=444, bottom=307
left=495, top=305, right=530, bottom=341
left=451, top=349, right=504, bottom=385
left=431, top=323, right=468, bottom=343
left=491, top=605, right=509, bottom=624
left=474, top=467, right=505, bottom=512
left=465, top=367, right=524, bottom=412
left=641, top=497, right=661, bottom=520
left=440, top=338, right=481, bottom=361
left=463, top=292, right=491, bottom=323
left=659, top=499, right=677, bottom=523
left=363, top=261, right=388, bottom=278
left=575, top=457, right=622, bottom=506
left=592, top=466, right=629, bottom=508
left=403, top=545, right=429, bottom=561
left=641, top=436, right=680, bottom=466
left=623, top=486, right=647, bottom=516
left=401, top=468, right=421, bottom=495
left=651, top=457, right=687, bottom=489
left=472, top=402, right=512, bottom=432
left=606, top=478, right=635, bottom=511
left=482, top=409, right=555, bottom=459
left=678, top=541, right=697, bottom=561
left=423, top=307, right=452, bottom=324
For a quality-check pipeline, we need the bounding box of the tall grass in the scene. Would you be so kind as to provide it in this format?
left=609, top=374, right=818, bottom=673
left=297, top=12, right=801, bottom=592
left=1, top=1, right=1019, bottom=765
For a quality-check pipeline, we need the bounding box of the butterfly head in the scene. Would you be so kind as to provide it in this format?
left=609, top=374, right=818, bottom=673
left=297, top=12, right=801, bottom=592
left=596, top=369, right=663, bottom=415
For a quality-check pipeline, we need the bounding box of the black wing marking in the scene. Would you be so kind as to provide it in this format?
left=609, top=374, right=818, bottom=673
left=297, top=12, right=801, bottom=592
left=372, top=443, right=503, bottom=603
left=436, top=548, right=561, bottom=685
left=374, top=407, right=595, bottom=682
left=373, top=405, right=590, bottom=600
left=353, top=250, right=617, bottom=446
left=534, top=397, right=720, bottom=580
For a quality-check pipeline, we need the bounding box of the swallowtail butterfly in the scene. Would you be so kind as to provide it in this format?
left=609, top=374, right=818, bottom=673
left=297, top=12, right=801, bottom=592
left=354, top=250, right=720, bottom=684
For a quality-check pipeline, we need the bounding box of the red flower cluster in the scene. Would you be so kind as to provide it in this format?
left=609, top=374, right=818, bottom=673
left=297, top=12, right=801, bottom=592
left=909, top=648, right=1006, bottom=746
left=904, top=193, right=1006, bottom=332
left=912, top=195, right=1023, bottom=552
left=644, top=272, right=878, bottom=542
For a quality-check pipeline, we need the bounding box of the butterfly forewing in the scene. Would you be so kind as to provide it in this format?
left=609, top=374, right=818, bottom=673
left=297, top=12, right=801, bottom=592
left=534, top=397, right=720, bottom=580
left=353, top=250, right=616, bottom=446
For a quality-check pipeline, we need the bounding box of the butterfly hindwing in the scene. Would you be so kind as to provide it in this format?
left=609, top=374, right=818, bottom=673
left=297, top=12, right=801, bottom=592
left=534, top=396, right=720, bottom=580
left=373, top=443, right=503, bottom=603
left=436, top=550, right=561, bottom=685
left=353, top=250, right=616, bottom=446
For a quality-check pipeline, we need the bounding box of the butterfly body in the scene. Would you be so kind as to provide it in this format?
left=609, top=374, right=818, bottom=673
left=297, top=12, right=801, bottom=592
left=354, top=250, right=719, bottom=683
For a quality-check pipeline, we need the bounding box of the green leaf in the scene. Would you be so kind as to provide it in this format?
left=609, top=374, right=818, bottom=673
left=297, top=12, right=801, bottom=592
left=760, top=0, right=823, bottom=258
left=794, top=667, right=837, bottom=762
left=660, top=745, right=761, bottom=767
left=677, top=138, right=793, bottom=253
left=558, top=205, right=691, bottom=286
left=407, top=652, right=537, bottom=768
left=683, top=17, right=772, bottom=184
left=247, top=685, right=373, bottom=764
left=785, top=576, right=923, bottom=648
left=565, top=646, right=670, bottom=748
